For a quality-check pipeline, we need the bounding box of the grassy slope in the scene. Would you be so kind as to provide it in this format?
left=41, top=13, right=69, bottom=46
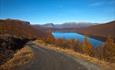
left=0, top=46, right=33, bottom=70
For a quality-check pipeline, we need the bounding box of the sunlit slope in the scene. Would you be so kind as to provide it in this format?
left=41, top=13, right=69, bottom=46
left=76, top=21, right=115, bottom=41
left=0, top=19, right=47, bottom=40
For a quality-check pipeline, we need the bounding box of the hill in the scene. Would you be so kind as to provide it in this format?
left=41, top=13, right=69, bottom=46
left=76, top=20, right=115, bottom=42
left=0, top=19, right=48, bottom=65
left=0, top=19, right=47, bottom=40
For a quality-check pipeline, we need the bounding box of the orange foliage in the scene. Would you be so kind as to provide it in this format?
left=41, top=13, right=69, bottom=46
left=82, top=36, right=93, bottom=55
left=102, top=36, right=115, bottom=62
left=46, top=29, right=54, bottom=43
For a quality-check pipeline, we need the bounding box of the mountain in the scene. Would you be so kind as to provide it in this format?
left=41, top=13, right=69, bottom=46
left=41, top=22, right=97, bottom=29
left=56, top=22, right=97, bottom=28
left=0, top=19, right=47, bottom=40
left=42, top=23, right=54, bottom=28
left=34, top=22, right=97, bottom=32
left=76, top=20, right=115, bottom=42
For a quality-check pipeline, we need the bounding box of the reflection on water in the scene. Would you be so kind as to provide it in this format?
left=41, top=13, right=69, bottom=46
left=52, top=32, right=103, bottom=47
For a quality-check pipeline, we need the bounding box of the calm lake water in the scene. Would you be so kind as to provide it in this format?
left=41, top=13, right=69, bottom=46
left=52, top=32, right=103, bottom=47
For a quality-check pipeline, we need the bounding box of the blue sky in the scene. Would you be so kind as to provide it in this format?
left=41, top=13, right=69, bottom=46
left=0, top=0, right=115, bottom=24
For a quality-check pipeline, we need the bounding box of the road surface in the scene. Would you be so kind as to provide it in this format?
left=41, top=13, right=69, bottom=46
left=20, top=43, right=101, bottom=70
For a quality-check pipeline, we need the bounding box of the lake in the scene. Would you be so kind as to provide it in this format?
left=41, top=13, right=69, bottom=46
left=52, top=32, right=103, bottom=47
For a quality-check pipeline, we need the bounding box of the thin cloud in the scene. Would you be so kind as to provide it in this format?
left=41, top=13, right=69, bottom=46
left=90, top=0, right=115, bottom=7
left=90, top=2, right=104, bottom=6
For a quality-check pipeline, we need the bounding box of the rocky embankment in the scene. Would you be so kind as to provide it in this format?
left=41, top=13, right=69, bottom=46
left=0, top=35, right=29, bottom=65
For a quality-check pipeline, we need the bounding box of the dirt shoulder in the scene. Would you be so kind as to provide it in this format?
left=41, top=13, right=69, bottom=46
left=37, top=42, right=115, bottom=70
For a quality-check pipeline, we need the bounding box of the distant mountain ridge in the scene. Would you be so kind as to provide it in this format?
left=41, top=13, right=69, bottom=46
left=40, top=22, right=97, bottom=28
left=43, top=23, right=54, bottom=28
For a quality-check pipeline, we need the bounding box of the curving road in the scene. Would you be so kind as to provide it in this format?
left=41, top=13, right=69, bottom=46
left=20, top=42, right=101, bottom=70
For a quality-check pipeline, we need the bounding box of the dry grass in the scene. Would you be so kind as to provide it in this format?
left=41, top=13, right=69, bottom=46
left=0, top=46, right=33, bottom=70
left=35, top=41, right=115, bottom=70
left=48, top=46, right=115, bottom=70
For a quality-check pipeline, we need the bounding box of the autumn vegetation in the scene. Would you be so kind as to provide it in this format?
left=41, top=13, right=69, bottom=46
left=0, top=46, right=33, bottom=70
left=0, top=19, right=115, bottom=70
left=0, top=19, right=47, bottom=65
left=0, top=19, right=47, bottom=39
left=45, top=34, right=115, bottom=63
left=76, top=21, right=115, bottom=42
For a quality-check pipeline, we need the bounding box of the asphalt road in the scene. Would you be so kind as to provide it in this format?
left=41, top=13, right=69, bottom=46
left=20, top=42, right=101, bottom=70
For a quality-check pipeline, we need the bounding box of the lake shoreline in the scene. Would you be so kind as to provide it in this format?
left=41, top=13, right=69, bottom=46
left=53, top=31, right=104, bottom=41
left=53, top=31, right=115, bottom=43
left=52, top=32, right=103, bottom=47
left=75, top=32, right=115, bottom=43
